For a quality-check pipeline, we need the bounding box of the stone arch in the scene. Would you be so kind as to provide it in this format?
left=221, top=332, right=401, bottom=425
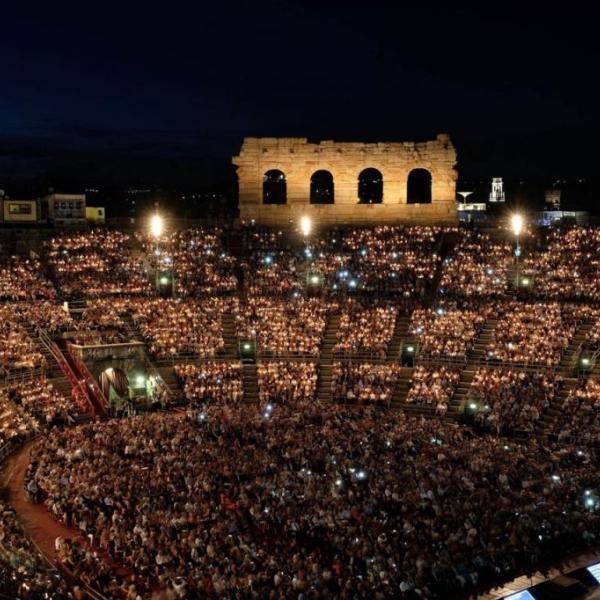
left=263, top=169, right=287, bottom=204
left=357, top=168, right=383, bottom=204
left=310, top=170, right=334, bottom=204
left=407, top=168, right=432, bottom=204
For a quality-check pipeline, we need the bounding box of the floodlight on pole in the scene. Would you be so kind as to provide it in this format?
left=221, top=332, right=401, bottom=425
left=150, top=214, right=164, bottom=239
left=511, top=213, right=524, bottom=287
left=300, top=215, right=312, bottom=237
left=511, top=213, right=524, bottom=237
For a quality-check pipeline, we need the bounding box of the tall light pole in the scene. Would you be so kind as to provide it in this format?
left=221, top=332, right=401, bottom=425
left=149, top=214, right=167, bottom=293
left=511, top=213, right=524, bottom=287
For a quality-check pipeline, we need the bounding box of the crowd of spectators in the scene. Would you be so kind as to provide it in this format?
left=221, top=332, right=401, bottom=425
left=331, top=362, right=402, bottom=404
left=334, top=304, right=397, bottom=357
left=241, top=250, right=303, bottom=296
left=0, top=376, right=83, bottom=449
left=3, top=378, right=81, bottom=428
left=0, top=390, right=39, bottom=448
left=257, top=361, right=317, bottom=404
left=523, top=228, right=600, bottom=302
left=410, top=305, right=489, bottom=359
left=486, top=303, right=581, bottom=366
left=338, top=226, right=444, bottom=295
left=551, top=378, right=600, bottom=443
left=0, top=498, right=73, bottom=598
left=24, top=407, right=600, bottom=598
left=139, top=228, right=237, bottom=296
left=405, top=366, right=459, bottom=414
left=0, top=320, right=44, bottom=376
left=236, top=297, right=334, bottom=356
left=440, top=231, right=512, bottom=298
left=3, top=225, right=600, bottom=598
left=174, top=362, right=244, bottom=405
left=469, top=369, right=560, bottom=433
left=48, top=230, right=152, bottom=298
left=0, top=255, right=56, bottom=301
left=132, top=298, right=236, bottom=359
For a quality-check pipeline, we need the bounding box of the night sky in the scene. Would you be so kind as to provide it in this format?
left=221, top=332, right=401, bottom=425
left=1, top=2, right=598, bottom=196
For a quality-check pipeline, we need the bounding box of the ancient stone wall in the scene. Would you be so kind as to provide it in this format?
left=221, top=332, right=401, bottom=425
left=233, top=135, right=458, bottom=225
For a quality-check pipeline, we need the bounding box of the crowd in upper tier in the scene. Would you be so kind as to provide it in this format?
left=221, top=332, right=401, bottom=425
left=24, top=406, right=600, bottom=599
left=0, top=376, right=81, bottom=449
left=410, top=304, right=490, bottom=359
left=0, top=255, right=56, bottom=301
left=132, top=298, right=236, bottom=359
left=524, top=227, right=600, bottom=302
left=138, top=227, right=237, bottom=296
left=486, top=302, right=593, bottom=366
left=48, top=229, right=152, bottom=297
left=235, top=297, right=334, bottom=356
left=439, top=231, right=512, bottom=298
left=334, top=303, right=397, bottom=357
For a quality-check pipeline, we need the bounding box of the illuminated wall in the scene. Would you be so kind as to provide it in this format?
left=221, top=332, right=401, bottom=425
left=233, top=135, right=458, bottom=225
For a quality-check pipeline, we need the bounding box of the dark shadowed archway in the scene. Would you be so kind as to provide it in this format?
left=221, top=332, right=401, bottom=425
left=357, top=168, right=383, bottom=204
left=310, top=170, right=335, bottom=204
left=407, top=169, right=432, bottom=204
left=263, top=170, right=287, bottom=204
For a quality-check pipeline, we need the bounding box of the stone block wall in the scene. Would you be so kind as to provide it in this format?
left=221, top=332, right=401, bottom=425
left=232, top=135, right=458, bottom=225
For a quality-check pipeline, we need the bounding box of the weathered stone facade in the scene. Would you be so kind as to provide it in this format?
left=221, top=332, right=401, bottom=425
left=233, top=135, right=458, bottom=225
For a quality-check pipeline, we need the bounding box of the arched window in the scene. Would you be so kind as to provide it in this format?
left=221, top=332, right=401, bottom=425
left=263, top=170, right=287, bottom=204
left=407, top=169, right=432, bottom=204
left=358, top=168, right=383, bottom=204
left=310, top=170, right=334, bottom=204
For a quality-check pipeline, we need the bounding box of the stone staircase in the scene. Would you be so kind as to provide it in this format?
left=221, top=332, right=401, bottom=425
left=448, top=368, right=477, bottom=417
left=427, top=230, right=460, bottom=300
left=26, top=327, right=63, bottom=379
left=47, top=372, right=71, bottom=394
left=468, top=318, right=499, bottom=364
left=123, top=315, right=144, bottom=343
left=222, top=313, right=238, bottom=357
left=556, top=319, right=594, bottom=377
left=537, top=377, right=577, bottom=435
left=390, top=368, right=413, bottom=408
left=156, top=365, right=181, bottom=397
left=242, top=363, right=259, bottom=403
left=316, top=363, right=333, bottom=402
left=387, top=315, right=410, bottom=362
left=320, top=314, right=340, bottom=363
left=315, top=315, right=341, bottom=403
